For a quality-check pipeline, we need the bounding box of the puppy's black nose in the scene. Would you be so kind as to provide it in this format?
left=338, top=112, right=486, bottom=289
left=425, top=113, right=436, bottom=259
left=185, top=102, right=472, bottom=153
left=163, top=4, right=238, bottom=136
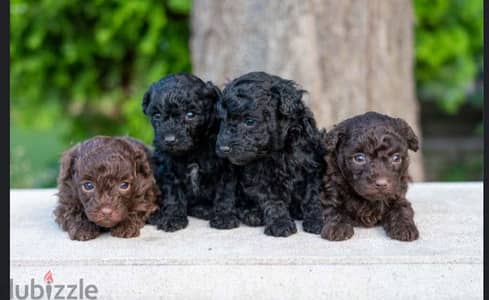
left=219, top=145, right=231, bottom=153
left=375, top=178, right=389, bottom=189
left=164, top=135, right=176, bottom=145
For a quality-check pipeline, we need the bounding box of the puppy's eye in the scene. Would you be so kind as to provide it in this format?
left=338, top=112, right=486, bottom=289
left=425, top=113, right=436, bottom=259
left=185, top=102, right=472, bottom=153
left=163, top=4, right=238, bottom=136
left=392, top=153, right=402, bottom=164
left=353, top=153, right=367, bottom=164
left=244, top=118, right=256, bottom=127
left=185, top=111, right=196, bottom=120
left=119, top=182, right=130, bottom=190
left=82, top=182, right=95, bottom=191
left=152, top=113, right=162, bottom=121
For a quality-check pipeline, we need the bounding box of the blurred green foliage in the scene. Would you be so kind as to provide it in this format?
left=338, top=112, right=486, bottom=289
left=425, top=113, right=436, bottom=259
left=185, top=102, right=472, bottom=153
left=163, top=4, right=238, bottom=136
left=439, top=156, right=483, bottom=181
left=10, top=126, right=65, bottom=187
left=10, top=0, right=483, bottom=187
left=11, top=0, right=191, bottom=187
left=414, top=0, right=483, bottom=113
left=11, top=0, right=191, bottom=144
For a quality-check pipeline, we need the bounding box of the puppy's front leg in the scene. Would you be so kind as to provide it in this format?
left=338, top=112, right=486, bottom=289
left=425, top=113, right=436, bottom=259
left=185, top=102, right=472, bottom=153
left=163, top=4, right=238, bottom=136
left=252, top=185, right=296, bottom=237
left=320, top=182, right=354, bottom=241
left=152, top=178, right=189, bottom=232
left=383, top=199, right=419, bottom=241
left=261, top=200, right=297, bottom=237
left=54, top=202, right=101, bottom=241
left=321, top=206, right=354, bottom=241
left=301, top=174, right=325, bottom=234
left=111, top=214, right=145, bottom=238
left=210, top=168, right=239, bottom=229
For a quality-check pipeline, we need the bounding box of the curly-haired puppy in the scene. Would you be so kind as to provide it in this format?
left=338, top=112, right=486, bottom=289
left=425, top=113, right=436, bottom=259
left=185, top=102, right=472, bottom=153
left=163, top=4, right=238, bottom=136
left=54, top=136, right=159, bottom=241
left=215, top=71, right=325, bottom=237
left=142, top=73, right=239, bottom=232
left=320, top=111, right=420, bottom=241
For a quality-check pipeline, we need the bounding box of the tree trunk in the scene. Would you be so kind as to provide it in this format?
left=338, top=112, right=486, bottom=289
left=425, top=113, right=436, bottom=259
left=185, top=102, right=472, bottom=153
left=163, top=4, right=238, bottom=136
left=191, top=0, right=424, bottom=180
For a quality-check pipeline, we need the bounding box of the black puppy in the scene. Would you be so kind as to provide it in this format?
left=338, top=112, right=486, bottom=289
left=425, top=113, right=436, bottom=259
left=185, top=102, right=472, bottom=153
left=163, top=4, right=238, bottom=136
left=215, top=72, right=325, bottom=237
left=142, top=73, right=239, bottom=231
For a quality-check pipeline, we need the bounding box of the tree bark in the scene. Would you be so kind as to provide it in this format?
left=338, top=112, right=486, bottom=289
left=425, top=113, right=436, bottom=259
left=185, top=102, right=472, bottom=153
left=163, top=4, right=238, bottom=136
left=191, top=0, right=424, bottom=180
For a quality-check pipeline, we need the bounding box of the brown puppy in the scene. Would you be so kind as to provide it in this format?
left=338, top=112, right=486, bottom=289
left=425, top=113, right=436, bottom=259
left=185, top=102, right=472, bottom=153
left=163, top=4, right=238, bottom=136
left=321, top=112, right=419, bottom=241
left=54, top=136, right=159, bottom=241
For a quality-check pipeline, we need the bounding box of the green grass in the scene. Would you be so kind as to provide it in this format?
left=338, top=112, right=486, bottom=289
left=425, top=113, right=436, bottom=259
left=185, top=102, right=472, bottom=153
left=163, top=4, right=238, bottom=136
left=10, top=125, right=67, bottom=188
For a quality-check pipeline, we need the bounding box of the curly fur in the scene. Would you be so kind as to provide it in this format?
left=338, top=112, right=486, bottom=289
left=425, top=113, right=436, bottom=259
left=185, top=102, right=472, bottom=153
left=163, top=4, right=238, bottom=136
left=215, top=71, right=325, bottom=237
left=320, top=111, right=420, bottom=241
left=143, top=73, right=239, bottom=232
left=54, top=136, right=159, bottom=241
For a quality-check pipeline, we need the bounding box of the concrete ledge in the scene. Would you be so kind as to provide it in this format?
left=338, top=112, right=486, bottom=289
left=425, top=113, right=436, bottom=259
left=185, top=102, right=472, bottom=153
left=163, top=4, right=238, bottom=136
left=10, top=183, right=483, bottom=299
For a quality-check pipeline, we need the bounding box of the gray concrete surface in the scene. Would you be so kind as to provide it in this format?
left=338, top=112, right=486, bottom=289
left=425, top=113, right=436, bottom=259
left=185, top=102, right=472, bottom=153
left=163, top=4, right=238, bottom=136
left=10, top=183, right=483, bottom=299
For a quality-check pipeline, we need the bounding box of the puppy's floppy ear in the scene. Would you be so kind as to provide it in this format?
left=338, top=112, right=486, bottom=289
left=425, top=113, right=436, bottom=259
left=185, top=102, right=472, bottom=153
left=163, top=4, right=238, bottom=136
left=271, top=78, right=310, bottom=149
left=120, top=137, right=159, bottom=215
left=271, top=78, right=305, bottom=117
left=54, top=144, right=83, bottom=231
left=120, top=137, right=154, bottom=178
left=58, top=145, right=78, bottom=184
left=198, top=81, right=222, bottom=130
left=142, top=88, right=152, bottom=115
left=198, top=81, right=221, bottom=102
left=393, top=118, right=419, bottom=152
left=324, top=125, right=345, bottom=152
left=57, top=144, right=80, bottom=200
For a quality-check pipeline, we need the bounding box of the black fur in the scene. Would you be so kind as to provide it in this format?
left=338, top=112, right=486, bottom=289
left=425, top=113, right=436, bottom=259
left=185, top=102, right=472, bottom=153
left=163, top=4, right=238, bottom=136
left=143, top=73, right=239, bottom=232
left=215, top=72, right=325, bottom=237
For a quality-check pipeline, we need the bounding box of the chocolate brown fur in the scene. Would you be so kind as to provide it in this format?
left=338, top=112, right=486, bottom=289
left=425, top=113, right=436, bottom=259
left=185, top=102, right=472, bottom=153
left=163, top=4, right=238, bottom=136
left=320, top=112, right=419, bottom=241
left=54, top=136, right=159, bottom=241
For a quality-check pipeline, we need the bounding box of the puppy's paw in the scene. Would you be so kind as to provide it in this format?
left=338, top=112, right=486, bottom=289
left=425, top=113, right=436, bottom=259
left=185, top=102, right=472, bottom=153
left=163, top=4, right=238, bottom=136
left=264, top=217, right=297, bottom=237
left=210, top=213, right=240, bottom=229
left=238, top=208, right=264, bottom=227
left=156, top=215, right=189, bottom=232
left=303, top=218, right=324, bottom=234
left=111, top=220, right=142, bottom=238
left=359, top=211, right=382, bottom=227
left=68, top=222, right=101, bottom=241
left=386, top=223, right=419, bottom=241
left=320, top=222, right=354, bottom=241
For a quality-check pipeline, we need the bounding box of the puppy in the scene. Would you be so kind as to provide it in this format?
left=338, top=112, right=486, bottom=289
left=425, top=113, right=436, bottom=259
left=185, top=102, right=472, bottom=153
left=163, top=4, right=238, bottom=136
left=54, top=136, right=159, bottom=241
left=143, top=73, right=239, bottom=231
left=216, top=71, right=325, bottom=237
left=320, top=111, right=420, bottom=241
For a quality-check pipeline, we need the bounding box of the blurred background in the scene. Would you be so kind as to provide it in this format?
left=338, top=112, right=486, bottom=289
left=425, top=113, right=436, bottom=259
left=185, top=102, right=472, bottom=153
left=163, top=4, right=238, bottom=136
left=10, top=0, right=483, bottom=188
